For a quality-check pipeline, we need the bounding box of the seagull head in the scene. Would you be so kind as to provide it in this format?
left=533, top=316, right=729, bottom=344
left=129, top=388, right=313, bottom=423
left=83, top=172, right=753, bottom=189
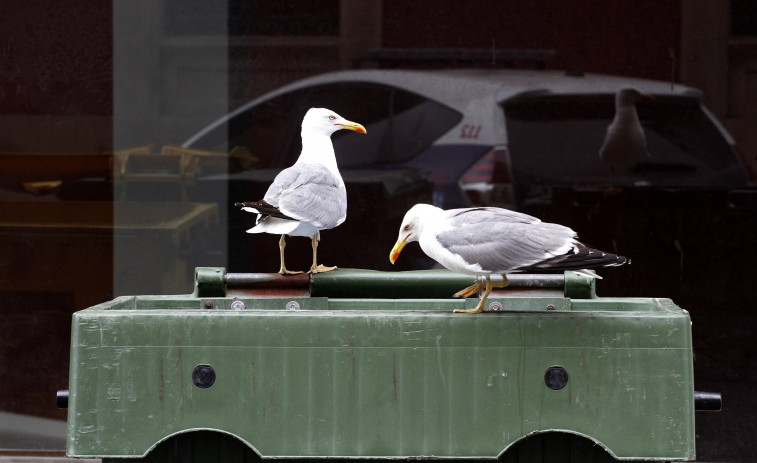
left=617, top=88, right=655, bottom=107
left=389, top=203, right=441, bottom=264
left=302, top=108, right=366, bottom=136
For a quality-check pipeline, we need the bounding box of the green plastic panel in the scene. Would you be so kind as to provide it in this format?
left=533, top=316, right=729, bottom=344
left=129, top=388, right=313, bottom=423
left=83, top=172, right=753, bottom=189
left=67, top=274, right=695, bottom=461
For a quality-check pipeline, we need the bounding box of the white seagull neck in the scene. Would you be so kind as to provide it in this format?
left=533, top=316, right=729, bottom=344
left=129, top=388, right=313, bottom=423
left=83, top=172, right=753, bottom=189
left=612, top=105, right=641, bottom=125
left=417, top=207, right=447, bottom=240
left=614, top=93, right=641, bottom=121
left=296, top=128, right=344, bottom=186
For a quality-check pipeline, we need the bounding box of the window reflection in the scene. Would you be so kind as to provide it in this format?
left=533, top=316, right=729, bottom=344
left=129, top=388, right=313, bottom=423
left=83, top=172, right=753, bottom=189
left=1, top=1, right=755, bottom=460
left=504, top=94, right=747, bottom=195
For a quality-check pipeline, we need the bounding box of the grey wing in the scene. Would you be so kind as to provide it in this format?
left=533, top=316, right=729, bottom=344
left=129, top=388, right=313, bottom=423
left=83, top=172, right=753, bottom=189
left=266, top=164, right=347, bottom=229
left=263, top=167, right=302, bottom=207
left=437, top=209, right=576, bottom=271
left=446, top=207, right=541, bottom=227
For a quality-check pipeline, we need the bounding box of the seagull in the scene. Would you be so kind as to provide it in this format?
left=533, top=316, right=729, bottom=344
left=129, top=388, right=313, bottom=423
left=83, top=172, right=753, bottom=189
left=235, top=108, right=366, bottom=274
left=599, top=88, right=654, bottom=187
left=389, top=204, right=628, bottom=313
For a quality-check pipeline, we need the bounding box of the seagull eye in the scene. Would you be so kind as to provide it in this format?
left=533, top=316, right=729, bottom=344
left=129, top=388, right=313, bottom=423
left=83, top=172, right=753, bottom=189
left=328, top=115, right=336, bottom=120
left=403, top=224, right=411, bottom=231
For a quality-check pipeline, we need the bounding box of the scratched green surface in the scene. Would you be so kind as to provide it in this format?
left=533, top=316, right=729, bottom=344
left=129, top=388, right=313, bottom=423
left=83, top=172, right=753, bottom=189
left=67, top=294, right=694, bottom=460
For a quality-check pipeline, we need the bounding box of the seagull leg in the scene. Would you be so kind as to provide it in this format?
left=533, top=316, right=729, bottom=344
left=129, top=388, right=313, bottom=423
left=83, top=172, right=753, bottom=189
left=609, top=163, right=615, bottom=189
left=453, top=274, right=509, bottom=298
left=453, top=280, right=485, bottom=298
left=308, top=234, right=337, bottom=274
left=492, top=273, right=510, bottom=289
left=454, top=276, right=494, bottom=314
left=278, top=235, right=303, bottom=275
left=604, top=164, right=622, bottom=197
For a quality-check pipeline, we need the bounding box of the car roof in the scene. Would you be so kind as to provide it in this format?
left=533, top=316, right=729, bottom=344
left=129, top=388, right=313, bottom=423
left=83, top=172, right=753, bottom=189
left=184, top=69, right=705, bottom=147
left=256, top=68, right=702, bottom=110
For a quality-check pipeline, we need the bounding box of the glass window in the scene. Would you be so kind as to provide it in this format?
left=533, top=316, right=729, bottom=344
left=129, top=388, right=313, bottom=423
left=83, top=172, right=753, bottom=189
left=165, top=0, right=339, bottom=36
left=188, top=82, right=462, bottom=168
left=4, top=2, right=751, bottom=460
left=229, top=0, right=339, bottom=36
left=310, top=83, right=463, bottom=167
left=503, top=94, right=747, bottom=190
left=731, top=0, right=757, bottom=36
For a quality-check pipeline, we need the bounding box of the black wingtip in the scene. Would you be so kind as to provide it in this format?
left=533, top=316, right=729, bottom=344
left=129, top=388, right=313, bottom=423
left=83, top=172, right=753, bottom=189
left=529, top=244, right=630, bottom=272
left=609, top=253, right=630, bottom=266
left=233, top=199, right=296, bottom=221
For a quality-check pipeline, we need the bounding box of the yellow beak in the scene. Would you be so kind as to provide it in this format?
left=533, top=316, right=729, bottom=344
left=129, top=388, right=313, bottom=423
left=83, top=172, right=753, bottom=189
left=338, top=121, right=367, bottom=134
left=389, top=236, right=409, bottom=264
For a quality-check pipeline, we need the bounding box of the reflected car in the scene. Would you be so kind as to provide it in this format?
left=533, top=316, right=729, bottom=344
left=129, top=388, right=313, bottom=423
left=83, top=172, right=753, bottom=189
left=184, top=69, right=754, bottom=209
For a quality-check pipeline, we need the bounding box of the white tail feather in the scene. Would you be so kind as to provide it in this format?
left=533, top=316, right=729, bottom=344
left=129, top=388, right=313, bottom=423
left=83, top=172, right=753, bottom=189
left=573, top=269, right=603, bottom=279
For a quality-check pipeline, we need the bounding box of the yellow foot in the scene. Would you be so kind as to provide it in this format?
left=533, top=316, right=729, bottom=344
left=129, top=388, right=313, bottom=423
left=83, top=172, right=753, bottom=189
left=454, top=276, right=494, bottom=314
left=279, top=268, right=303, bottom=275
left=453, top=302, right=485, bottom=314
left=453, top=282, right=484, bottom=298
left=308, top=264, right=338, bottom=274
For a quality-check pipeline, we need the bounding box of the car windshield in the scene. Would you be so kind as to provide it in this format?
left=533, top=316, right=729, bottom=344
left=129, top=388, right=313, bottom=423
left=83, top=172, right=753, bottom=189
left=190, top=82, right=462, bottom=169
left=502, top=94, right=747, bottom=189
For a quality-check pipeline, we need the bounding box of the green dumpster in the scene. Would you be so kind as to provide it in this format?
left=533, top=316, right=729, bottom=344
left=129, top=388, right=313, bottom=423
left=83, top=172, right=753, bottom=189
left=64, top=268, right=699, bottom=462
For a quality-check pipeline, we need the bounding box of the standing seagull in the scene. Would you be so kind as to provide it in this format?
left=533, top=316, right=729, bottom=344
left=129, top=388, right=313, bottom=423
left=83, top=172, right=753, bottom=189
left=235, top=108, right=366, bottom=274
left=389, top=204, right=628, bottom=313
left=599, top=88, right=654, bottom=187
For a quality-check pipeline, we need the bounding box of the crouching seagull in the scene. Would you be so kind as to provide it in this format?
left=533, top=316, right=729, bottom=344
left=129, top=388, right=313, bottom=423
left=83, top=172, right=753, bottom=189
left=390, top=204, right=628, bottom=313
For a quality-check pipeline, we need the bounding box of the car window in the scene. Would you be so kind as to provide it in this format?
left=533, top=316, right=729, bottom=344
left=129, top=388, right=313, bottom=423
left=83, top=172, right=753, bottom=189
left=307, top=83, right=462, bottom=167
left=188, top=82, right=462, bottom=169
left=502, top=94, right=747, bottom=188
left=188, top=89, right=308, bottom=168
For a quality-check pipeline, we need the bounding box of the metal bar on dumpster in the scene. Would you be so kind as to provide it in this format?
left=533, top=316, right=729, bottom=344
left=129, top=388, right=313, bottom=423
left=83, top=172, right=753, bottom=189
left=226, top=272, right=309, bottom=287
left=694, top=391, right=722, bottom=411
left=225, top=272, right=565, bottom=287
left=224, top=270, right=567, bottom=299
left=57, top=389, right=68, bottom=409
left=222, top=272, right=309, bottom=297
left=310, top=271, right=567, bottom=298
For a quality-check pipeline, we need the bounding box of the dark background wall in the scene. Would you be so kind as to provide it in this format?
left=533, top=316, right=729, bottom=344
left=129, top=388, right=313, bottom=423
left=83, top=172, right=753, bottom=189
left=1, top=1, right=113, bottom=152
left=383, top=1, right=682, bottom=81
